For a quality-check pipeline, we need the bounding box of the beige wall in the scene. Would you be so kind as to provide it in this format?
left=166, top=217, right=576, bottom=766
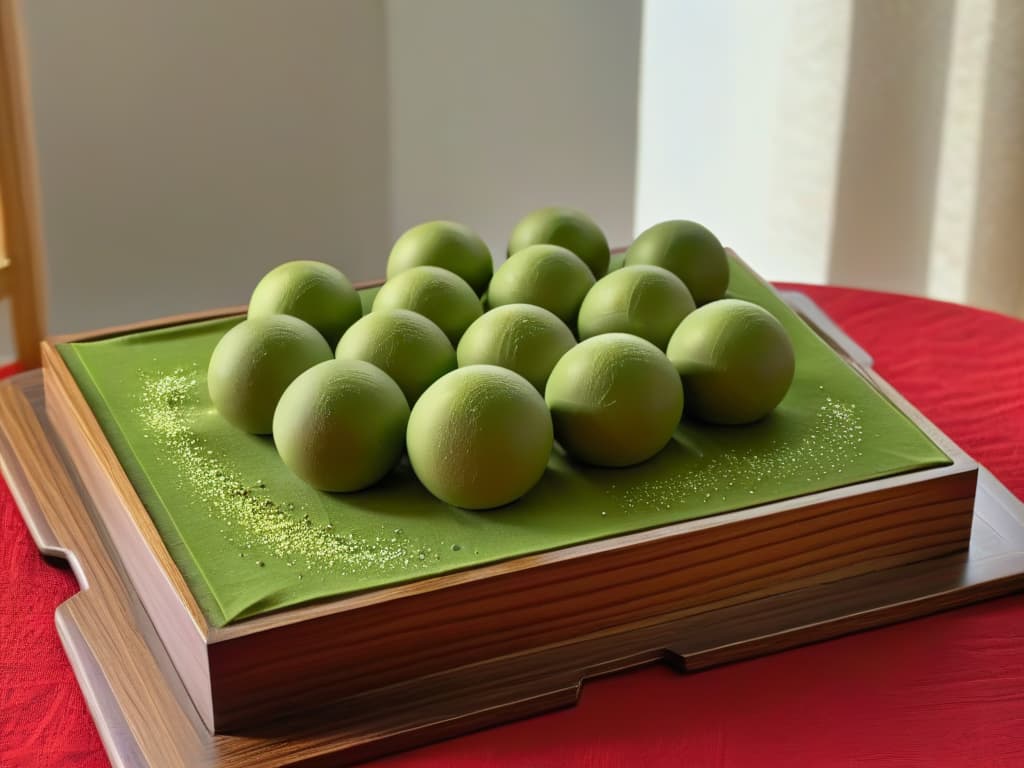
left=386, top=0, right=641, bottom=257
left=10, top=1, right=641, bottom=358
left=636, top=0, right=1024, bottom=315
left=20, top=0, right=391, bottom=345
left=635, top=0, right=851, bottom=284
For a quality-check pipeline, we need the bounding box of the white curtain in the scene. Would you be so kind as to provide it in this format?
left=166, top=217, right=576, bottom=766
left=636, top=0, right=1024, bottom=317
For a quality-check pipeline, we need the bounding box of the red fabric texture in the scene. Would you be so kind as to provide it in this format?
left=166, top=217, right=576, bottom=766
left=2, top=287, right=1023, bottom=767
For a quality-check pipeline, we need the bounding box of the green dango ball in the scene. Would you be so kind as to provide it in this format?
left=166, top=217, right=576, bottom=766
left=545, top=333, right=683, bottom=467
left=624, top=220, right=729, bottom=305
left=372, top=265, right=483, bottom=344
left=207, top=315, right=333, bottom=435
left=457, top=304, right=576, bottom=392
left=273, top=359, right=409, bottom=492
left=387, top=220, right=493, bottom=296
left=248, top=260, right=362, bottom=347
left=577, top=264, right=696, bottom=350
left=507, top=206, right=610, bottom=278
left=335, top=309, right=456, bottom=405
left=407, top=365, right=553, bottom=510
left=667, top=299, right=795, bottom=425
left=487, top=244, right=595, bottom=327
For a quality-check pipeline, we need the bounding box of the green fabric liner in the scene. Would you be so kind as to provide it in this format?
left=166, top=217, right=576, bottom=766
left=59, top=257, right=951, bottom=627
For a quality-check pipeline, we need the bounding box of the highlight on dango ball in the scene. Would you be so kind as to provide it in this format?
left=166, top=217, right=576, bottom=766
left=545, top=333, right=684, bottom=468
left=247, top=260, right=363, bottom=347
left=577, top=264, right=695, bottom=350
left=625, top=220, right=730, bottom=306
left=387, top=220, right=492, bottom=296
left=407, top=365, right=553, bottom=510
left=273, top=359, right=410, bottom=492
left=207, top=314, right=333, bottom=435
left=335, top=309, right=456, bottom=405
left=372, top=265, right=483, bottom=345
left=668, top=299, right=795, bottom=425
left=487, top=244, right=595, bottom=328
left=457, top=303, right=575, bottom=393
left=507, top=206, right=610, bottom=278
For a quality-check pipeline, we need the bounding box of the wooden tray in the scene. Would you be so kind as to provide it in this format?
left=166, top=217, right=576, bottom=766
left=3, top=294, right=1019, bottom=767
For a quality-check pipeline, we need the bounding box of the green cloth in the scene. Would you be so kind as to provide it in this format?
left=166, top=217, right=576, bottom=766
left=60, top=258, right=950, bottom=626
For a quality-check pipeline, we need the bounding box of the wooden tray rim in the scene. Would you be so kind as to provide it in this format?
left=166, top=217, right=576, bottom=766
left=6, top=367, right=1018, bottom=768
left=41, top=266, right=977, bottom=646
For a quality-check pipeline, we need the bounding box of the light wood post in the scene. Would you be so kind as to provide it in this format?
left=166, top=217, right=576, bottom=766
left=0, top=0, right=46, bottom=368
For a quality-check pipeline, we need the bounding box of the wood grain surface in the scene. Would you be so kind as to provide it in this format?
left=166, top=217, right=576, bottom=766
left=0, top=372, right=210, bottom=765
left=41, top=311, right=977, bottom=731
left=2, top=370, right=1023, bottom=767
left=8, top=274, right=997, bottom=761
left=42, top=342, right=216, bottom=726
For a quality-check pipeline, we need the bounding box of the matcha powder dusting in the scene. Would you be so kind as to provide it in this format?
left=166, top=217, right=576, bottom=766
left=135, top=367, right=434, bottom=575
left=615, top=393, right=866, bottom=512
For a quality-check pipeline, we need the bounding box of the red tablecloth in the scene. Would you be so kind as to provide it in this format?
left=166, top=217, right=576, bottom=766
left=2, top=285, right=1023, bottom=768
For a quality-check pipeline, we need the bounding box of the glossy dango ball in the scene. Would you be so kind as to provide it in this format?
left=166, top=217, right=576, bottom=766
left=624, top=220, right=729, bottom=305
left=457, top=304, right=576, bottom=392
left=372, top=265, right=483, bottom=344
left=667, top=299, right=795, bottom=425
left=507, top=206, right=610, bottom=278
left=208, top=315, right=333, bottom=434
left=487, top=244, right=595, bottom=327
left=407, top=366, right=553, bottom=509
left=545, top=333, right=684, bottom=467
left=387, top=220, right=493, bottom=296
left=248, top=260, right=362, bottom=347
left=576, top=264, right=696, bottom=350
left=335, top=309, right=456, bottom=405
left=273, top=360, right=409, bottom=492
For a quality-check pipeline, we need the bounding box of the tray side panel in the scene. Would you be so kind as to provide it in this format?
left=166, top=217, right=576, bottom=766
left=54, top=258, right=959, bottom=627
left=208, top=466, right=975, bottom=729
left=11, top=360, right=1023, bottom=768
left=42, top=346, right=216, bottom=731
left=40, top=282, right=979, bottom=733
left=0, top=374, right=211, bottom=767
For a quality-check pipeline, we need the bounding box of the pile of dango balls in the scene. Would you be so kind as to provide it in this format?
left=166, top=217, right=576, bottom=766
left=208, top=208, right=795, bottom=510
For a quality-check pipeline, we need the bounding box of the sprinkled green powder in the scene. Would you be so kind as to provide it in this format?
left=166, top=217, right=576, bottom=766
left=136, top=368, right=435, bottom=574
left=615, top=397, right=865, bottom=512
left=139, top=369, right=868, bottom=564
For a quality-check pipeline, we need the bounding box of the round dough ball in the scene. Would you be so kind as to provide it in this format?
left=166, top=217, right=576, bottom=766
left=545, top=333, right=683, bottom=467
left=507, top=206, right=610, bottom=277
left=487, top=244, right=595, bottom=328
left=666, top=299, right=795, bottom=425
left=577, top=264, right=696, bottom=350
left=335, top=308, right=456, bottom=405
left=387, top=220, right=493, bottom=296
left=208, top=315, right=333, bottom=434
left=372, top=265, right=483, bottom=344
left=457, top=304, right=576, bottom=392
left=273, top=359, right=409, bottom=492
left=407, top=365, right=553, bottom=509
left=624, top=220, right=729, bottom=305
left=248, top=260, right=362, bottom=347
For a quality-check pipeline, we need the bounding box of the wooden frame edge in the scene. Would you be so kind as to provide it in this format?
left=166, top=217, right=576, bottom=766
left=36, top=266, right=984, bottom=733
left=41, top=341, right=209, bottom=633
left=41, top=272, right=979, bottom=646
